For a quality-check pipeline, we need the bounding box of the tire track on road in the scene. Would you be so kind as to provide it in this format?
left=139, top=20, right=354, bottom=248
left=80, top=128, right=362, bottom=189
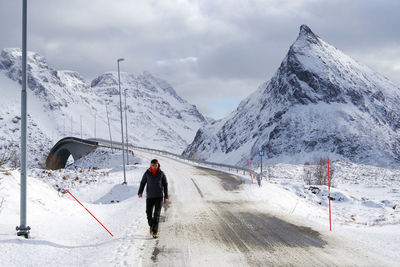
left=191, top=178, right=204, bottom=198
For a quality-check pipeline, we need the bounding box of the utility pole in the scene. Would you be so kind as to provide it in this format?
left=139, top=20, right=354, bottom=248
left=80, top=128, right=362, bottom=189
left=106, top=103, right=113, bottom=153
left=124, top=89, right=129, bottom=165
left=17, top=0, right=30, bottom=238
left=117, top=58, right=127, bottom=185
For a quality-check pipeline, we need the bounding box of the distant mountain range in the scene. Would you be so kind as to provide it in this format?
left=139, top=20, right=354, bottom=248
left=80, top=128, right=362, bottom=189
left=0, top=48, right=206, bottom=167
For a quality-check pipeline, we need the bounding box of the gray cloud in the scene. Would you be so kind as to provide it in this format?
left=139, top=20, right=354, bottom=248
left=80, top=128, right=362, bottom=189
left=1, top=0, right=399, bottom=119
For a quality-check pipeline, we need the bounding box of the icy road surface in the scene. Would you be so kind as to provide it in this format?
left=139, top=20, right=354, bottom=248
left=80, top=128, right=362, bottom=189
left=0, top=148, right=391, bottom=266
left=136, top=150, right=383, bottom=266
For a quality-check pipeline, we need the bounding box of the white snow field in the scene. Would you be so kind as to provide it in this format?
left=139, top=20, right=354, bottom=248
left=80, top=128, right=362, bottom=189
left=0, top=148, right=399, bottom=266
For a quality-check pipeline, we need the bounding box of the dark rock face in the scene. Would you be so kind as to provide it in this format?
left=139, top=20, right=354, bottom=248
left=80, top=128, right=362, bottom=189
left=184, top=25, right=400, bottom=168
left=91, top=73, right=119, bottom=88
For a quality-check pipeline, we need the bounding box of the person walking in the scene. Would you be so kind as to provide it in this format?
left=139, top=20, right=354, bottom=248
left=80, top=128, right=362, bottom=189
left=138, top=159, right=168, bottom=238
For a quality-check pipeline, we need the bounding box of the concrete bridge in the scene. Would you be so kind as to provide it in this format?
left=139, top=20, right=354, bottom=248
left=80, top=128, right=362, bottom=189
left=45, top=137, right=99, bottom=170
left=46, top=137, right=253, bottom=178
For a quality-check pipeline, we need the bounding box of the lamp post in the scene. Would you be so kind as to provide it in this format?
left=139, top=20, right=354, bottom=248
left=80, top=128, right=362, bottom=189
left=94, top=111, right=97, bottom=139
left=117, top=58, right=127, bottom=185
left=106, top=102, right=113, bottom=153
left=80, top=115, right=82, bottom=139
left=124, top=88, right=129, bottom=165
left=16, top=0, right=30, bottom=238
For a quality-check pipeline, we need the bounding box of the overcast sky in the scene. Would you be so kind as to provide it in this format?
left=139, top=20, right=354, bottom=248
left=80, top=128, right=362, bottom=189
left=1, top=0, right=399, bottom=119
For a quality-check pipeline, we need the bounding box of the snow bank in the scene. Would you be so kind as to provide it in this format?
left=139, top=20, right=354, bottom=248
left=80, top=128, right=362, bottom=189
left=0, top=149, right=151, bottom=266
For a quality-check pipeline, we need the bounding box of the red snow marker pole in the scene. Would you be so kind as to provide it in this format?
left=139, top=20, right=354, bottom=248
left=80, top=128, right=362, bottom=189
left=248, top=160, right=253, bottom=184
left=66, top=189, right=114, bottom=237
left=328, top=158, right=332, bottom=231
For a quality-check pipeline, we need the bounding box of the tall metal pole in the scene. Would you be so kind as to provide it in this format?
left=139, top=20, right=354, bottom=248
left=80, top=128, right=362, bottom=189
left=124, top=89, right=129, bottom=165
left=260, top=154, right=263, bottom=183
left=70, top=115, right=72, bottom=136
left=17, top=0, right=30, bottom=238
left=80, top=115, right=82, bottom=139
left=94, top=111, right=96, bottom=139
left=117, top=58, right=127, bottom=184
left=106, top=103, right=114, bottom=153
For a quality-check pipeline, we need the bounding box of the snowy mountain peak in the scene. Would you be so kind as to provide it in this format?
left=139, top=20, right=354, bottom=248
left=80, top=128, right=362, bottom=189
left=184, top=25, right=400, bottom=168
left=91, top=69, right=205, bottom=124
left=90, top=71, right=140, bottom=88
left=0, top=48, right=52, bottom=74
left=91, top=70, right=184, bottom=102
left=0, top=48, right=92, bottom=110
left=92, top=72, right=120, bottom=88
left=297, top=24, right=320, bottom=44
left=137, top=71, right=184, bottom=102
left=278, top=23, right=392, bottom=108
left=91, top=70, right=180, bottom=97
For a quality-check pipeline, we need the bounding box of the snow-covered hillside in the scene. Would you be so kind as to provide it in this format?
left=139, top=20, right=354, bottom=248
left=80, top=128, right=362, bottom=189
left=249, top=160, right=400, bottom=226
left=183, top=25, right=400, bottom=168
left=0, top=48, right=206, bottom=167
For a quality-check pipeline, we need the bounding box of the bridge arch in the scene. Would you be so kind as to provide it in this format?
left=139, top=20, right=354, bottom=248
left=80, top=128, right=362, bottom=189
left=45, top=137, right=98, bottom=170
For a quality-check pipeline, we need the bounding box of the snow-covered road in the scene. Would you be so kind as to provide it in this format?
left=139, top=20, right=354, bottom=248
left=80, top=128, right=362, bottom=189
left=0, top=148, right=394, bottom=266
left=136, top=150, right=384, bottom=266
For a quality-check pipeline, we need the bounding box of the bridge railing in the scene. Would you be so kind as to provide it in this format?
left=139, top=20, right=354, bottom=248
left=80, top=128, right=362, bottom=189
left=91, top=138, right=258, bottom=181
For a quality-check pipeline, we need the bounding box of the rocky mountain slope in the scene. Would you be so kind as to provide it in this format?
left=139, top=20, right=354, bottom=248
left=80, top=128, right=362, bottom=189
left=0, top=48, right=206, bottom=167
left=183, top=25, right=400, bottom=168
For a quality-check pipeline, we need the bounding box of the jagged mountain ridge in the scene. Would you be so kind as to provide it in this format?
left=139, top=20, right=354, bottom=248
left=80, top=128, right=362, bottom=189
left=183, top=25, right=400, bottom=168
left=91, top=70, right=206, bottom=151
left=0, top=48, right=92, bottom=110
left=0, top=48, right=206, bottom=167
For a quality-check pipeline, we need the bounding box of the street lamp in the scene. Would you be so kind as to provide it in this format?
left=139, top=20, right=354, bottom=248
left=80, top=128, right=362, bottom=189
left=94, top=111, right=97, bottom=139
left=105, top=102, right=114, bottom=153
left=117, top=58, right=127, bottom=185
left=124, top=88, right=129, bottom=165
left=80, top=115, right=82, bottom=139
left=16, top=0, right=30, bottom=238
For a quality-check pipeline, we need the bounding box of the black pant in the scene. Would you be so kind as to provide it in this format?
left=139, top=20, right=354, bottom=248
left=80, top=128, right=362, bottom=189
left=146, top=197, right=163, bottom=233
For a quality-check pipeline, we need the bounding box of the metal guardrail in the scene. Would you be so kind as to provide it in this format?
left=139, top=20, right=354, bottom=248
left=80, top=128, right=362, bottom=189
left=90, top=138, right=259, bottom=182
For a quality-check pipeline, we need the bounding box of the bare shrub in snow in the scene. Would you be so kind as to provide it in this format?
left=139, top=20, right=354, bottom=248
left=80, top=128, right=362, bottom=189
left=9, top=148, right=20, bottom=169
left=302, top=163, right=312, bottom=185
left=0, top=175, right=4, bottom=213
left=267, top=166, right=273, bottom=180
left=315, top=157, right=328, bottom=185
left=303, top=157, right=335, bottom=187
left=0, top=149, right=10, bottom=168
